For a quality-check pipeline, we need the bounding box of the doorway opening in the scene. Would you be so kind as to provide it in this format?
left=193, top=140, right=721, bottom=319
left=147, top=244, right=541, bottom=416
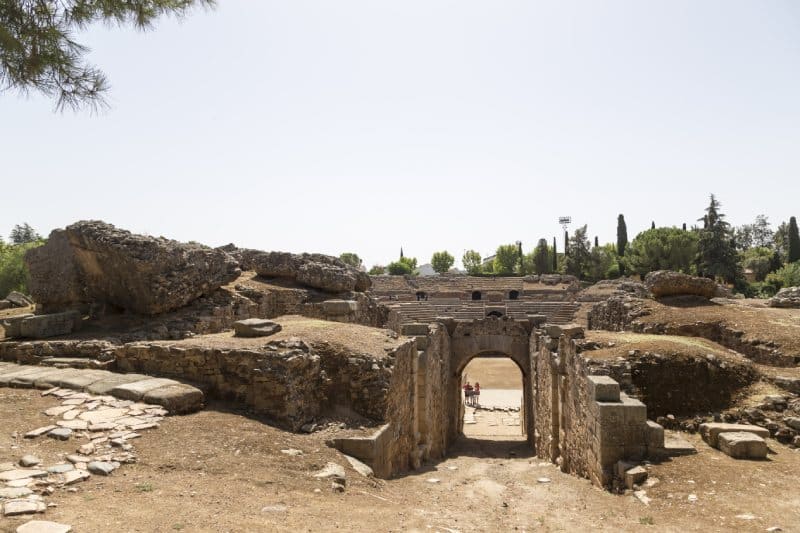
left=460, top=356, right=525, bottom=441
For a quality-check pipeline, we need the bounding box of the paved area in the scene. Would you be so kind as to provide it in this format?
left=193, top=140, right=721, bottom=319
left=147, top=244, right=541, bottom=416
left=0, top=362, right=205, bottom=528
left=463, top=389, right=524, bottom=439
left=0, top=385, right=174, bottom=526
left=0, top=362, right=203, bottom=414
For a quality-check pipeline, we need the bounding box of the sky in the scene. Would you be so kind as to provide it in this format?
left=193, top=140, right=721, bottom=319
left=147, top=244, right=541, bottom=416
left=1, top=0, right=799, bottom=268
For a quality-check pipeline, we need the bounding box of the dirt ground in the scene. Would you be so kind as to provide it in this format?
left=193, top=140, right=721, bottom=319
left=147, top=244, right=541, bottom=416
left=2, top=389, right=799, bottom=533
left=463, top=358, right=523, bottom=389
left=638, top=298, right=800, bottom=354
left=154, top=315, right=404, bottom=356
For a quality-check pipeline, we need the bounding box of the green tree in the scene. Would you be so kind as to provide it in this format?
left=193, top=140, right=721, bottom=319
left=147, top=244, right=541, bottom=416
left=0, top=0, right=213, bottom=110
left=462, top=250, right=482, bottom=275
left=552, top=237, right=557, bottom=271
left=532, top=239, right=551, bottom=275
left=368, top=265, right=385, bottom=275
left=387, top=261, right=413, bottom=275
left=616, top=214, right=628, bottom=257
left=493, top=244, right=520, bottom=276
left=9, top=223, right=41, bottom=244
left=741, top=247, right=777, bottom=282
left=696, top=194, right=741, bottom=283
left=0, top=240, right=43, bottom=297
left=624, top=227, right=699, bottom=277
left=430, top=250, right=455, bottom=274
left=789, top=216, right=800, bottom=263
left=338, top=252, right=362, bottom=269
left=774, top=221, right=789, bottom=262
left=586, top=243, right=617, bottom=282
left=735, top=215, right=773, bottom=251
left=564, top=225, right=591, bottom=279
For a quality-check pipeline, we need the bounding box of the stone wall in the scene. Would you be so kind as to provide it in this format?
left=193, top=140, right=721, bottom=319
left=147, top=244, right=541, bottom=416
left=532, top=334, right=659, bottom=487
left=112, top=338, right=407, bottom=432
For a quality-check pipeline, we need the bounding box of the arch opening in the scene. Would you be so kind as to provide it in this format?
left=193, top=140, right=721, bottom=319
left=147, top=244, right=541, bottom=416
left=459, top=354, right=525, bottom=442
left=486, top=310, right=504, bottom=318
left=471, top=290, right=482, bottom=301
left=415, top=291, right=427, bottom=301
left=509, top=290, right=520, bottom=300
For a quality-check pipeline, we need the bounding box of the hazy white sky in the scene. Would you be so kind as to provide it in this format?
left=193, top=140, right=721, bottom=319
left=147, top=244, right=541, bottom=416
left=1, top=0, right=798, bottom=268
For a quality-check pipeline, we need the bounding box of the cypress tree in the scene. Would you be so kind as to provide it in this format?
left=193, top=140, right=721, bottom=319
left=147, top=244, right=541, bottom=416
left=651, top=221, right=656, bottom=230
left=789, top=216, right=800, bottom=263
left=616, top=214, right=628, bottom=257
left=552, top=237, right=557, bottom=271
left=564, top=230, right=569, bottom=257
left=682, top=222, right=687, bottom=231
left=594, top=236, right=599, bottom=248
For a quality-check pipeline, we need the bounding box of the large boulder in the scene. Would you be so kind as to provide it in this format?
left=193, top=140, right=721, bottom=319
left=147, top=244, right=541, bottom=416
left=768, top=287, right=800, bottom=308
left=25, top=221, right=241, bottom=315
left=5, top=291, right=33, bottom=308
left=239, top=250, right=371, bottom=293
left=644, top=270, right=717, bottom=299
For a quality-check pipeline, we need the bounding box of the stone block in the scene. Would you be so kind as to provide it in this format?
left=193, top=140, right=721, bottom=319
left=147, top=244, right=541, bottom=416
left=0, top=314, right=34, bottom=338
left=19, top=311, right=81, bottom=339
left=110, top=378, right=181, bottom=401
left=620, top=394, right=647, bottom=426
left=699, top=423, right=770, bottom=448
left=233, top=319, right=281, bottom=338
left=646, top=420, right=665, bottom=451
left=718, top=431, right=768, bottom=459
left=401, top=323, right=429, bottom=336
left=142, top=384, right=204, bottom=414
left=624, top=465, right=648, bottom=489
left=587, top=375, right=620, bottom=402
left=545, top=323, right=584, bottom=339
left=322, top=299, right=357, bottom=315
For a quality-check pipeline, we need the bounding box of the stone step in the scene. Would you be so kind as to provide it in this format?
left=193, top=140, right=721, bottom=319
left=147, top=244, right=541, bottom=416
left=0, top=363, right=204, bottom=415
left=39, top=357, right=115, bottom=370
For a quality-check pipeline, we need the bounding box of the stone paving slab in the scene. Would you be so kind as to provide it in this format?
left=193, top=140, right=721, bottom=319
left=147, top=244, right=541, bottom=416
left=86, top=373, right=150, bottom=395
left=0, top=363, right=203, bottom=413
left=110, top=378, right=182, bottom=401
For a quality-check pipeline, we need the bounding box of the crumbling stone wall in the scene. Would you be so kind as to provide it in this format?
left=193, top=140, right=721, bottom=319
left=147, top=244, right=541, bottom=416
left=586, top=352, right=757, bottom=418
left=112, top=339, right=405, bottom=431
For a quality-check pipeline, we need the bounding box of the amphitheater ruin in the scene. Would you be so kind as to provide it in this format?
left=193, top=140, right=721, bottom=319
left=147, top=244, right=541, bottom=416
left=1, top=220, right=799, bottom=530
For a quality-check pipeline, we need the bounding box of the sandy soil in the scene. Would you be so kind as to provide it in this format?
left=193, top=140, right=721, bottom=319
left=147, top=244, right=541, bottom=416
left=462, top=358, right=523, bottom=389
left=2, top=389, right=799, bottom=533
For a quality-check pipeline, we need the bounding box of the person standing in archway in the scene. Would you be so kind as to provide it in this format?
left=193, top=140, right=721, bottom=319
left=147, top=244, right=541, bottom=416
left=473, top=382, right=481, bottom=408
left=463, top=381, right=473, bottom=406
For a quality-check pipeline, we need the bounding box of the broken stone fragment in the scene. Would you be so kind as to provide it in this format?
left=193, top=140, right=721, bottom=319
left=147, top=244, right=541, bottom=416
left=19, top=456, right=41, bottom=468
left=312, top=462, right=346, bottom=485
left=233, top=318, right=282, bottom=338
left=16, top=520, right=73, bottom=533
left=24, top=426, right=57, bottom=439
left=0, top=469, right=48, bottom=482
left=2, top=499, right=47, bottom=516
left=87, top=461, right=117, bottom=476
left=47, top=428, right=72, bottom=441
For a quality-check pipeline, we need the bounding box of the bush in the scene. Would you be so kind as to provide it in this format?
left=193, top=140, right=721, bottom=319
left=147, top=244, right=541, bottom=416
left=387, top=261, right=413, bottom=275
left=0, top=240, right=43, bottom=298
left=765, top=261, right=800, bottom=292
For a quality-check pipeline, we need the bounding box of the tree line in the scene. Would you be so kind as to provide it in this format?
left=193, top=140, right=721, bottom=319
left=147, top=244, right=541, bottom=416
left=361, top=194, right=800, bottom=297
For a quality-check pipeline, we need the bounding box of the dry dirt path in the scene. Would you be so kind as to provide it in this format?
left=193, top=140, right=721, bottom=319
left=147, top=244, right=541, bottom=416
left=2, top=389, right=799, bottom=532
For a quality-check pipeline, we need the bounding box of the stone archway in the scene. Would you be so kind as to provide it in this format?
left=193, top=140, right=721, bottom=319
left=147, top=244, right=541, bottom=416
left=446, top=317, right=534, bottom=445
